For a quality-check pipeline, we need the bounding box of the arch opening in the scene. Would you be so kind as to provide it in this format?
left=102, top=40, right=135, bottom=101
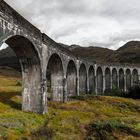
left=112, top=68, right=118, bottom=88
left=126, top=69, right=131, bottom=91
left=79, top=64, right=87, bottom=94
left=105, top=68, right=111, bottom=93
left=119, top=69, right=124, bottom=91
left=88, top=66, right=95, bottom=94
left=66, top=60, right=77, bottom=97
left=132, top=69, right=138, bottom=86
left=96, top=67, right=103, bottom=95
left=46, top=54, right=64, bottom=102
left=1, top=35, right=42, bottom=113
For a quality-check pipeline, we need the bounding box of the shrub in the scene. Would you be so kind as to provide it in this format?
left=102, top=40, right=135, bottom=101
left=85, top=120, right=140, bottom=140
left=70, top=94, right=95, bottom=101
left=31, top=119, right=54, bottom=140
left=127, top=86, right=140, bottom=99
left=118, top=86, right=140, bottom=99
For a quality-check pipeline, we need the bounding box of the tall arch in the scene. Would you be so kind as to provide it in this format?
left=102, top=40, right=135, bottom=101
left=126, top=69, right=131, bottom=91
left=79, top=63, right=87, bottom=94
left=112, top=68, right=118, bottom=88
left=119, top=68, right=124, bottom=91
left=132, top=69, right=138, bottom=86
left=96, top=67, right=103, bottom=95
left=66, top=60, right=77, bottom=97
left=88, top=66, right=95, bottom=94
left=46, top=54, right=64, bottom=102
left=105, top=67, right=111, bottom=91
left=3, top=35, right=42, bottom=113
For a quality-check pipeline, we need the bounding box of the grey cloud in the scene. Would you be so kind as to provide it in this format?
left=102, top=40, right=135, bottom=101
left=5, top=0, right=140, bottom=50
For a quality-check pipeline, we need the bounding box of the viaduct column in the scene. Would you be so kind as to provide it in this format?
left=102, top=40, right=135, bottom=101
left=102, top=67, right=105, bottom=95
left=95, top=75, right=97, bottom=95
left=110, top=69, right=113, bottom=89
left=117, top=75, right=119, bottom=88
left=87, top=75, right=89, bottom=94
left=103, top=75, right=105, bottom=95
left=124, top=74, right=127, bottom=92
left=94, top=65, right=98, bottom=95
left=131, top=73, right=134, bottom=87
left=63, top=74, right=67, bottom=102
left=117, top=70, right=120, bottom=89
left=42, top=78, right=48, bottom=114
left=76, top=60, right=80, bottom=96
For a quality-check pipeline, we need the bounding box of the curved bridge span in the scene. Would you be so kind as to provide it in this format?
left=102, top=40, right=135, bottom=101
left=0, top=0, right=140, bottom=113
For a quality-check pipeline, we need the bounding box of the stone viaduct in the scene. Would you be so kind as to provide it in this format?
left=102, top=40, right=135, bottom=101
left=0, top=0, right=140, bottom=114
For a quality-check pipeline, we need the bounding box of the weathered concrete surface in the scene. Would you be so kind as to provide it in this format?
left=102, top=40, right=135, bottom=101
left=105, top=68, right=111, bottom=91
left=0, top=0, right=140, bottom=114
left=79, top=64, right=87, bottom=94
left=112, top=68, right=118, bottom=88
left=126, top=69, right=131, bottom=91
left=66, top=60, right=77, bottom=97
left=132, top=69, right=139, bottom=86
left=96, top=67, right=103, bottom=95
left=119, top=69, right=125, bottom=91
left=88, top=66, right=95, bottom=94
left=46, top=54, right=64, bottom=102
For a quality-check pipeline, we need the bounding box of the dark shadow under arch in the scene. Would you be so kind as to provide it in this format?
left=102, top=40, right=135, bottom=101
left=105, top=67, right=111, bottom=91
left=2, top=35, right=42, bottom=113
left=79, top=63, right=87, bottom=94
left=46, top=53, right=64, bottom=102
left=126, top=69, right=131, bottom=91
left=132, top=69, right=138, bottom=86
left=112, top=68, right=118, bottom=88
left=119, top=69, right=124, bottom=91
left=96, top=67, right=103, bottom=95
left=66, top=60, right=77, bottom=97
left=88, top=66, right=95, bottom=94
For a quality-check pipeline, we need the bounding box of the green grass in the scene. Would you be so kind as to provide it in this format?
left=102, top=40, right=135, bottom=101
left=0, top=67, right=140, bottom=140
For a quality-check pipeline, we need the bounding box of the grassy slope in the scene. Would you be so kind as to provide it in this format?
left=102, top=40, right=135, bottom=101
left=69, top=46, right=113, bottom=63
left=0, top=68, right=140, bottom=140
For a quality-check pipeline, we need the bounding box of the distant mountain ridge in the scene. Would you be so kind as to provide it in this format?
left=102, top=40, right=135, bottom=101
left=61, top=41, right=140, bottom=65
left=0, top=41, right=140, bottom=70
left=108, top=41, right=140, bottom=64
left=0, top=47, right=20, bottom=70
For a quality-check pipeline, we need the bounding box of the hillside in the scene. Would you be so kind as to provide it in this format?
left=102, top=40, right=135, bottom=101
left=68, top=45, right=113, bottom=63
left=107, top=41, right=140, bottom=64
left=61, top=41, right=140, bottom=64
left=0, top=41, right=140, bottom=69
left=0, top=47, right=20, bottom=70
left=0, top=67, right=140, bottom=140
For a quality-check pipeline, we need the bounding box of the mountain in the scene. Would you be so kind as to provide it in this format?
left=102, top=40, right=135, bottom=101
left=107, top=41, right=140, bottom=64
left=0, top=41, right=140, bottom=70
left=62, top=41, right=140, bottom=65
left=0, top=47, right=20, bottom=70
left=67, top=44, right=113, bottom=63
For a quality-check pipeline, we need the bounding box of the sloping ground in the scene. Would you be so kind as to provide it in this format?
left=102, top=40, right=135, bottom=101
left=0, top=47, right=20, bottom=70
left=1, top=41, right=140, bottom=70
left=69, top=45, right=113, bottom=63
left=0, top=68, right=140, bottom=140
left=62, top=41, right=140, bottom=65
left=107, top=41, right=140, bottom=64
left=60, top=43, right=113, bottom=63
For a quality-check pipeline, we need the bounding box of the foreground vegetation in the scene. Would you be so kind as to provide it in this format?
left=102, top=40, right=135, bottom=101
left=0, top=67, right=140, bottom=140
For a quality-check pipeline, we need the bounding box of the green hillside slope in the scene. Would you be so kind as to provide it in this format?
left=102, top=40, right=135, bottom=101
left=0, top=67, right=140, bottom=140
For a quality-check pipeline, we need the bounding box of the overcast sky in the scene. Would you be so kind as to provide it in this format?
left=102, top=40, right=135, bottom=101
left=4, top=0, right=140, bottom=50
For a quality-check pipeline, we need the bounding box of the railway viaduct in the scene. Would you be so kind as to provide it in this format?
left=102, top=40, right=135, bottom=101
left=0, top=0, right=140, bottom=114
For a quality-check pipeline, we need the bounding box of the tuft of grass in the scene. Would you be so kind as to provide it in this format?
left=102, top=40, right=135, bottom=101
left=0, top=67, right=140, bottom=139
left=135, top=123, right=140, bottom=129
left=85, top=120, right=140, bottom=140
